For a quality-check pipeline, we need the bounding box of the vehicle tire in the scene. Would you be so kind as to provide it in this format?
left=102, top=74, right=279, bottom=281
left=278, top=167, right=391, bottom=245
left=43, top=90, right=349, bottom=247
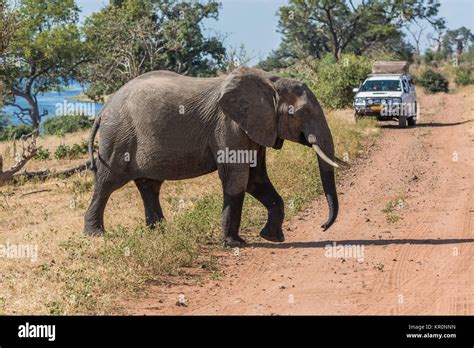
left=407, top=116, right=416, bottom=127
left=399, top=116, right=407, bottom=128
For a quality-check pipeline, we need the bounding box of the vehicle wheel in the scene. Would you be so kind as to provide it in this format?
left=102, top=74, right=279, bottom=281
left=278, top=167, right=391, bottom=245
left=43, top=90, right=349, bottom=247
left=399, top=116, right=407, bottom=128
left=407, top=116, right=416, bottom=127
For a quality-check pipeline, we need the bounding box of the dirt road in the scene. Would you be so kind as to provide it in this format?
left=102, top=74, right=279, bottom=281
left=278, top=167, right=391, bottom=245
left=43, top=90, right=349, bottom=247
left=127, top=87, right=474, bottom=315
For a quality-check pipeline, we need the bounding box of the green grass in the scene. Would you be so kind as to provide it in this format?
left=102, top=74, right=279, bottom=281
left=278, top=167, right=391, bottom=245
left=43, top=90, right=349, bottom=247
left=386, top=214, right=402, bottom=224
left=382, top=196, right=406, bottom=214
left=374, top=263, right=385, bottom=272
left=382, top=195, right=406, bottom=224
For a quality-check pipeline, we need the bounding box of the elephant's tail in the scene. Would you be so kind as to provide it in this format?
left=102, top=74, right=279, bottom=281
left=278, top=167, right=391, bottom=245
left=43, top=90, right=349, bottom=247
left=88, top=115, right=101, bottom=172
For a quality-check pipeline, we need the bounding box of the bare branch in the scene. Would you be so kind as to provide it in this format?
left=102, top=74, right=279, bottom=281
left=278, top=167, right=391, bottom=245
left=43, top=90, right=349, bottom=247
left=4, top=101, right=31, bottom=113
left=0, top=133, right=37, bottom=184
left=13, top=160, right=92, bottom=181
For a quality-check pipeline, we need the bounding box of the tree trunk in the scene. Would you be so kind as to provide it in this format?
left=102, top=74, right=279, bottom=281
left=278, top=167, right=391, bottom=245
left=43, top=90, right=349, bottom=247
left=333, top=46, right=342, bottom=62
left=25, top=95, right=40, bottom=128
left=456, top=40, right=463, bottom=57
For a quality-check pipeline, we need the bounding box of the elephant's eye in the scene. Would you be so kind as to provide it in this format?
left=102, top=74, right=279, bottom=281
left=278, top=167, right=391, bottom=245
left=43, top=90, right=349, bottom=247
left=296, top=108, right=309, bottom=117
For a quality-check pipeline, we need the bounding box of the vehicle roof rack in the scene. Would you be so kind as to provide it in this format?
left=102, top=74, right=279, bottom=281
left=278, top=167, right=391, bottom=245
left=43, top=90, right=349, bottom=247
left=367, top=73, right=410, bottom=77
left=367, top=73, right=410, bottom=76
left=372, top=61, right=410, bottom=74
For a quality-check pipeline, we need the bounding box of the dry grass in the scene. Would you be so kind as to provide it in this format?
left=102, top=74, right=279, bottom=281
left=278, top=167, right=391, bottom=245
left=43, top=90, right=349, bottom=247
left=458, top=85, right=474, bottom=136
left=0, top=109, right=380, bottom=314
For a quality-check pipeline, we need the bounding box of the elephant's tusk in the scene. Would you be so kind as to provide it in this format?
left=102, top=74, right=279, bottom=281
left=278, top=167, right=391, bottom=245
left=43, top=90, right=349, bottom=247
left=312, top=144, right=340, bottom=169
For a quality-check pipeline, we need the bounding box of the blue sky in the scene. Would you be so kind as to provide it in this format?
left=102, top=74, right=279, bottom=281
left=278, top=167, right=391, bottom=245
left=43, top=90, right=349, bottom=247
left=77, top=0, right=474, bottom=63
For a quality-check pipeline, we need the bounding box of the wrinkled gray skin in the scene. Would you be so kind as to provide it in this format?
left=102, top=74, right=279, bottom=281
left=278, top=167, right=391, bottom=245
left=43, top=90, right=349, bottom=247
left=84, top=67, right=338, bottom=247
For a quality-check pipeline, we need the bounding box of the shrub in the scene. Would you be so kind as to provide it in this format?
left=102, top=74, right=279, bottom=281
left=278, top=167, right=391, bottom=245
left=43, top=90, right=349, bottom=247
left=33, top=146, right=50, bottom=161
left=314, top=54, right=371, bottom=109
left=454, top=67, right=474, bottom=86
left=53, top=140, right=92, bottom=160
left=43, top=115, right=94, bottom=136
left=70, top=144, right=83, bottom=158
left=419, top=69, right=449, bottom=93
left=281, top=54, right=372, bottom=109
left=0, top=124, right=34, bottom=141
left=54, top=144, right=70, bottom=160
left=279, top=57, right=320, bottom=90
left=82, top=140, right=91, bottom=151
left=0, top=113, right=9, bottom=132
left=69, top=141, right=89, bottom=158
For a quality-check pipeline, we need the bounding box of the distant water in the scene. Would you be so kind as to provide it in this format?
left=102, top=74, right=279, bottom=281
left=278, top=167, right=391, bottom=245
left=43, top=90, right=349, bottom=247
left=3, top=82, right=103, bottom=125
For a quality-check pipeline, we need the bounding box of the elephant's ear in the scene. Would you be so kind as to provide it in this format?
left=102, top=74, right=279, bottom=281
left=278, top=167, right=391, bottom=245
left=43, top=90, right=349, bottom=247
left=219, top=71, right=278, bottom=148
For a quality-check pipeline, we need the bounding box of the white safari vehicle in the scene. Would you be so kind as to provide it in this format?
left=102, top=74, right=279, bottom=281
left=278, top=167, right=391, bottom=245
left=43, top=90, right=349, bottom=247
left=353, top=61, right=417, bottom=128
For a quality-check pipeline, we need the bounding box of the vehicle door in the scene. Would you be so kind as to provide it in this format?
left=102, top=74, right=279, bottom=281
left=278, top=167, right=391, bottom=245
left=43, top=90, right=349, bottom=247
left=401, top=78, right=414, bottom=116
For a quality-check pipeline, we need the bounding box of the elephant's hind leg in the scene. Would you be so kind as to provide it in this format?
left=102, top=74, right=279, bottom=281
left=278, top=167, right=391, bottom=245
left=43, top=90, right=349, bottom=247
left=134, top=178, right=164, bottom=228
left=84, top=171, right=129, bottom=236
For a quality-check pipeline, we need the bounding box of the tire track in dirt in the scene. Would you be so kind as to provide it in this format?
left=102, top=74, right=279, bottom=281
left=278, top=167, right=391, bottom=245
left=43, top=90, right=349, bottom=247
left=125, top=87, right=474, bottom=315
left=356, top=89, right=474, bottom=315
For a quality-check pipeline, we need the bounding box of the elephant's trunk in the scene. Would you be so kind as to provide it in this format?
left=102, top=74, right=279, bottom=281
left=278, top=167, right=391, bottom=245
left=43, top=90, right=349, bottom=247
left=317, top=157, right=338, bottom=230
left=306, top=133, right=339, bottom=231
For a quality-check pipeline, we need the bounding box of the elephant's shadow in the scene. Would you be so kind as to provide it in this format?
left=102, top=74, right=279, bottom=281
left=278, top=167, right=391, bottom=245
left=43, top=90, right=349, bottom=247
left=250, top=238, right=474, bottom=249
left=381, top=119, right=470, bottom=129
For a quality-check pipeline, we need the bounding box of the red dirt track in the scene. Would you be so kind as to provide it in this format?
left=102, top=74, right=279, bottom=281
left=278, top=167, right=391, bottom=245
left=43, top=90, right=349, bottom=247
left=126, top=87, right=474, bottom=315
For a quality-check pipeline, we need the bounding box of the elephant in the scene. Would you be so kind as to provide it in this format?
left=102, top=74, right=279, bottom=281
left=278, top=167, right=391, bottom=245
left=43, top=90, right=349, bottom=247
left=84, top=67, right=343, bottom=247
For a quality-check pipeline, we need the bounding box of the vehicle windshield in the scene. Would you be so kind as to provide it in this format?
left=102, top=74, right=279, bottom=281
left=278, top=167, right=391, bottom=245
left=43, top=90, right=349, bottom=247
left=360, top=80, right=401, bottom=92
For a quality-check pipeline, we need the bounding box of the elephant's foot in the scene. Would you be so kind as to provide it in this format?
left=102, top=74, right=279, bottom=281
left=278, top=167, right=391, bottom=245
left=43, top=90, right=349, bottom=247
left=145, top=222, right=158, bottom=231
left=259, top=225, right=285, bottom=243
left=223, top=235, right=247, bottom=247
left=145, top=216, right=165, bottom=230
left=83, top=222, right=105, bottom=237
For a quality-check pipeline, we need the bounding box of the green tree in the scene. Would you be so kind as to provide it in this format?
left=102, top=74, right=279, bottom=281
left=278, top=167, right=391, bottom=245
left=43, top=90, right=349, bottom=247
left=263, top=0, right=442, bottom=66
left=427, top=19, right=447, bottom=57
left=424, top=48, right=435, bottom=64
left=313, top=53, right=371, bottom=109
left=257, top=41, right=300, bottom=71
left=0, top=0, right=86, bottom=128
left=441, top=27, right=473, bottom=58
left=0, top=0, right=18, bottom=105
left=0, top=0, right=17, bottom=55
left=110, top=0, right=125, bottom=7
left=222, top=44, right=253, bottom=72
left=81, top=0, right=226, bottom=99
left=276, top=53, right=371, bottom=109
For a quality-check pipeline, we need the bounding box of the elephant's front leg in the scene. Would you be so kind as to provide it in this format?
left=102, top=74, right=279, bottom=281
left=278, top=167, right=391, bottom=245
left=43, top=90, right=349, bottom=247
left=222, top=191, right=246, bottom=247
left=218, top=165, right=249, bottom=247
left=246, top=149, right=285, bottom=242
